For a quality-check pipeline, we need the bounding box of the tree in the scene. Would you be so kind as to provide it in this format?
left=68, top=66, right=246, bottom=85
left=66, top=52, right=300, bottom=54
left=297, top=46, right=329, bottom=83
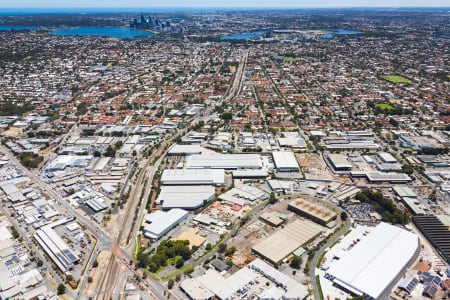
left=401, top=164, right=414, bottom=175
left=93, top=259, right=99, bottom=268
left=205, top=243, right=212, bottom=251
left=175, top=257, right=184, bottom=269
left=269, top=192, right=277, bottom=204
left=340, top=211, right=348, bottom=221
left=226, top=259, right=233, bottom=267
left=168, top=279, right=174, bottom=289
left=221, top=112, right=233, bottom=121
left=87, top=277, right=93, bottom=283
left=57, top=284, right=66, bottom=295
left=137, top=251, right=150, bottom=268
left=218, top=243, right=227, bottom=253
left=290, top=255, right=302, bottom=269
left=225, top=246, right=236, bottom=256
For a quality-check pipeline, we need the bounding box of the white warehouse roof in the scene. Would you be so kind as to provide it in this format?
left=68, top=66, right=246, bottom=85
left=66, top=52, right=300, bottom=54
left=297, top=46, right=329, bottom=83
left=272, top=151, right=300, bottom=171
left=160, top=169, right=224, bottom=186
left=378, top=152, right=397, bottom=163
left=327, top=222, right=419, bottom=299
left=168, top=144, right=203, bottom=155
left=143, top=208, right=188, bottom=240
left=187, top=154, right=262, bottom=169
left=157, top=186, right=215, bottom=210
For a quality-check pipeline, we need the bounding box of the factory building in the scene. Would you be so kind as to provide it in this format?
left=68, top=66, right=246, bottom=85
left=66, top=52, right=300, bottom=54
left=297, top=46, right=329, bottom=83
left=326, top=222, right=419, bottom=300
left=186, top=154, right=262, bottom=170
left=271, top=151, right=300, bottom=172
left=252, top=219, right=323, bottom=264
left=142, top=209, right=188, bottom=240
left=288, top=198, right=337, bottom=226
left=33, top=221, right=79, bottom=273
left=160, top=169, right=224, bottom=186
left=156, top=186, right=215, bottom=210
left=327, top=154, right=353, bottom=171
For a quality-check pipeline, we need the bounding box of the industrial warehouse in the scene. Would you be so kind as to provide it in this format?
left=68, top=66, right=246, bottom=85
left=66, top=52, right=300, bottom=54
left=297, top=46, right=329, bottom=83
left=186, top=154, right=262, bottom=169
left=160, top=169, right=225, bottom=186
left=142, top=209, right=188, bottom=240
left=33, top=219, right=80, bottom=273
left=326, top=223, right=419, bottom=300
left=271, top=151, right=300, bottom=172
left=288, top=198, right=337, bottom=226
left=156, top=185, right=216, bottom=210
left=252, top=219, right=323, bottom=264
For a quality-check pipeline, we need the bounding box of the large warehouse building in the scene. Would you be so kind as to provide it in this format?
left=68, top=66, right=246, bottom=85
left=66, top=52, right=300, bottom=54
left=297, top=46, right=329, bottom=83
left=327, top=154, right=353, bottom=171
left=326, top=222, right=419, bottom=299
left=160, top=169, right=225, bottom=186
left=271, top=151, right=300, bottom=172
left=186, top=154, right=262, bottom=170
left=156, top=186, right=215, bottom=210
left=413, top=215, right=450, bottom=264
left=288, top=198, right=337, bottom=226
left=34, top=222, right=79, bottom=272
left=167, top=144, right=203, bottom=156
left=252, top=219, right=323, bottom=264
left=143, top=208, right=188, bottom=240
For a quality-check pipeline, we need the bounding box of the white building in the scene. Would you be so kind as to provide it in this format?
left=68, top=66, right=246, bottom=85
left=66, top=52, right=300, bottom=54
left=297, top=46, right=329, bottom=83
left=160, top=169, right=224, bottom=186
left=167, top=144, right=203, bottom=156
left=272, top=151, right=300, bottom=172
left=326, top=222, right=419, bottom=299
left=142, top=208, right=188, bottom=240
left=156, top=186, right=215, bottom=210
left=187, top=154, right=262, bottom=170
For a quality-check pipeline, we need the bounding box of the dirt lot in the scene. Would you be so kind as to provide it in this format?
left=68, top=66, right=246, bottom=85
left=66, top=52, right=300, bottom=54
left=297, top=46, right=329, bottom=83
left=296, top=153, right=350, bottom=182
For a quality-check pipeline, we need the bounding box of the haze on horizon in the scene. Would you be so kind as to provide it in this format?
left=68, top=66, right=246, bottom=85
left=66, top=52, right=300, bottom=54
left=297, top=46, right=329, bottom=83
left=1, top=0, right=449, bottom=8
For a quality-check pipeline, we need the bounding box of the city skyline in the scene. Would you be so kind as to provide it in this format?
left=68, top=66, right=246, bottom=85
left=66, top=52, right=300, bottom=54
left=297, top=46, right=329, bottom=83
left=1, top=0, right=450, bottom=8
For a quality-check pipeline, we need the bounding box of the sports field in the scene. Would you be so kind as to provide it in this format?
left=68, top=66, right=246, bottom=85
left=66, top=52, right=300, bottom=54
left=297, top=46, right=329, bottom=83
left=375, top=103, right=395, bottom=110
left=380, top=74, right=412, bottom=84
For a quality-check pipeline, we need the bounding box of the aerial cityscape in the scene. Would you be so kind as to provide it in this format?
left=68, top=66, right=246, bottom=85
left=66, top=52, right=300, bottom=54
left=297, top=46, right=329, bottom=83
left=0, top=2, right=449, bottom=300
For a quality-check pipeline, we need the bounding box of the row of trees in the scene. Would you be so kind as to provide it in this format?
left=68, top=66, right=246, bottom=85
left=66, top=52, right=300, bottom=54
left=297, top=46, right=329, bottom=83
left=355, top=189, right=410, bottom=225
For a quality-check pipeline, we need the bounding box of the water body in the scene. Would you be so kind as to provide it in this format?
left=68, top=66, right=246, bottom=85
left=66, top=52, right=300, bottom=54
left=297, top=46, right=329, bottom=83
left=221, top=28, right=362, bottom=40
left=320, top=29, right=362, bottom=39
left=220, top=30, right=269, bottom=40
left=0, top=25, right=38, bottom=31
left=52, top=27, right=156, bottom=39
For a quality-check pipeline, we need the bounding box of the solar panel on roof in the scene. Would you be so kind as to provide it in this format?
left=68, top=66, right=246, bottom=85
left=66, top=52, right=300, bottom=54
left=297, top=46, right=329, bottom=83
left=63, top=249, right=78, bottom=262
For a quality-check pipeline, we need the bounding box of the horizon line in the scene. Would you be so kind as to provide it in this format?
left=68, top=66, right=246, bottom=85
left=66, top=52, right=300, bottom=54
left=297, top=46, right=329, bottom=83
left=1, top=6, right=449, bottom=9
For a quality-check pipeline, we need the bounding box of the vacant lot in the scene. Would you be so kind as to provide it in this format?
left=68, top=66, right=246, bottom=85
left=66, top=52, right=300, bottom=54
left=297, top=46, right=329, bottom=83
left=380, top=74, right=412, bottom=84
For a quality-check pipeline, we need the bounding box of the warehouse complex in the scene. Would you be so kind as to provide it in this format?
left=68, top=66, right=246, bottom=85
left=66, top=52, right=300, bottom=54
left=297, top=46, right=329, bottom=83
left=142, top=209, right=188, bottom=240
left=326, top=222, right=419, bottom=300
left=180, top=258, right=308, bottom=300
left=252, top=219, right=323, bottom=264
left=288, top=198, right=337, bottom=226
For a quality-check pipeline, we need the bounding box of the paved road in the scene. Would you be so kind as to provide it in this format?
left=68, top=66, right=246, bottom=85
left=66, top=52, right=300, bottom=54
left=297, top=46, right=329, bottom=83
left=309, top=212, right=351, bottom=300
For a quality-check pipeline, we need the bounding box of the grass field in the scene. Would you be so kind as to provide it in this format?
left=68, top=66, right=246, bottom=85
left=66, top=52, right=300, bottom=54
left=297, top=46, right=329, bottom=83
left=276, top=56, right=299, bottom=64
left=375, top=103, right=395, bottom=110
left=380, top=74, right=412, bottom=84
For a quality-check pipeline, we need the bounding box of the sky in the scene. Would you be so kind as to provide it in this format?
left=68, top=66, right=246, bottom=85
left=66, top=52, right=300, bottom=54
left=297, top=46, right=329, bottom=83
left=1, top=0, right=449, bottom=8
